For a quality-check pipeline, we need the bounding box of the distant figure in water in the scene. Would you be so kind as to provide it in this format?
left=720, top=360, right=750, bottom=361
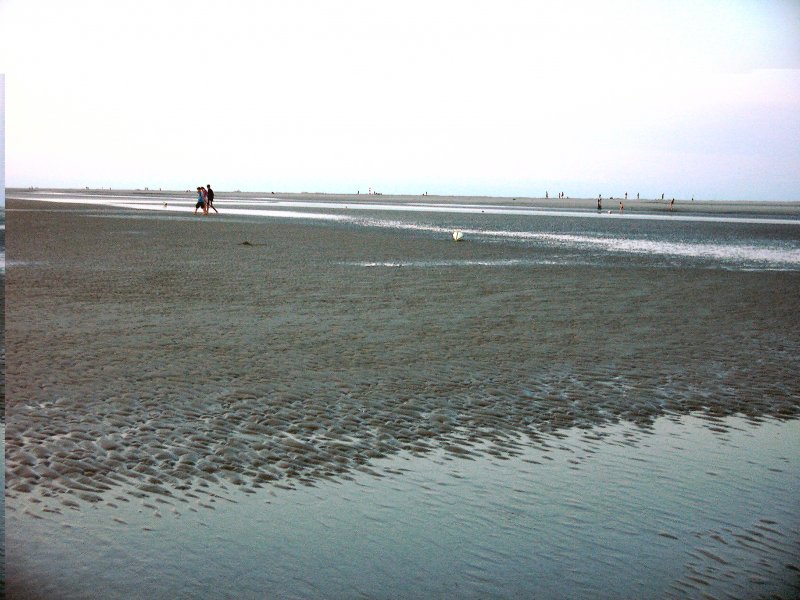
left=662, top=193, right=665, bottom=200
left=206, top=184, right=218, bottom=214
left=619, top=200, right=624, bottom=213
left=625, top=192, right=628, bottom=200
left=194, top=187, right=206, bottom=214
left=670, top=198, right=675, bottom=211
left=597, top=196, right=602, bottom=210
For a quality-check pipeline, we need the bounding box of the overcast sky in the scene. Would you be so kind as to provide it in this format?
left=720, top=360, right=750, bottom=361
left=2, top=0, right=799, bottom=200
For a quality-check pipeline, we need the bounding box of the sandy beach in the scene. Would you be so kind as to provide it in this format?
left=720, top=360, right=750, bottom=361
left=4, top=193, right=800, bottom=598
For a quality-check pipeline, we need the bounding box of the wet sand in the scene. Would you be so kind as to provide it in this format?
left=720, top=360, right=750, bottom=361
left=5, top=197, right=799, bottom=505
left=4, top=195, right=800, bottom=598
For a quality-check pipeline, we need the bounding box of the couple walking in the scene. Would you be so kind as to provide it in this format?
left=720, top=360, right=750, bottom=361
left=195, top=184, right=218, bottom=215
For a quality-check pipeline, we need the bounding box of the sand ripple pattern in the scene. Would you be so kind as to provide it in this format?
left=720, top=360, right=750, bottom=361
left=6, top=204, right=800, bottom=508
left=669, top=519, right=800, bottom=598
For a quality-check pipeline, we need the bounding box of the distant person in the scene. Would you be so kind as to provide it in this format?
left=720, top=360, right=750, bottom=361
left=619, top=200, right=624, bottom=213
left=194, top=187, right=205, bottom=214
left=597, top=196, right=602, bottom=210
left=206, top=184, right=218, bottom=214
left=636, top=193, right=639, bottom=200
left=625, top=192, right=628, bottom=200
left=670, top=198, right=675, bottom=211
left=661, top=193, right=665, bottom=200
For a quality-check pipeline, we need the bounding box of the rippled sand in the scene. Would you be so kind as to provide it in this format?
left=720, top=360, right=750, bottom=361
left=5, top=199, right=800, bottom=513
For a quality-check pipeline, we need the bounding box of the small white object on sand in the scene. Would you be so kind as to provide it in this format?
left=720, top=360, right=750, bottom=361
left=453, top=230, right=464, bottom=241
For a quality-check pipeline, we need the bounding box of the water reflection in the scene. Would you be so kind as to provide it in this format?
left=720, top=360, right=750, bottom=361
left=6, top=416, right=800, bottom=599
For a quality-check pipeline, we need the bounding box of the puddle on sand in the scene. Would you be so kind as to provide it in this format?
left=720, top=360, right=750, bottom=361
left=5, top=415, right=799, bottom=600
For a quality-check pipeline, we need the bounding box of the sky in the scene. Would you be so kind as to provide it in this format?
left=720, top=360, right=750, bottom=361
left=1, top=0, right=799, bottom=201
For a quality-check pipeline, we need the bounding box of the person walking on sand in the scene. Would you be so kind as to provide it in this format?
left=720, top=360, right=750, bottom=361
left=201, top=186, right=209, bottom=215
left=194, top=187, right=206, bottom=214
left=206, top=184, right=218, bottom=214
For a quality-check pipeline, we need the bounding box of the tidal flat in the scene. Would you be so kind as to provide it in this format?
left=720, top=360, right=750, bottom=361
left=5, top=193, right=800, bottom=598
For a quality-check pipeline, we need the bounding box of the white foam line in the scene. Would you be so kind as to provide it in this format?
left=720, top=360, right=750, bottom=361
left=13, top=193, right=800, bottom=226
left=234, top=199, right=800, bottom=225
left=343, top=259, right=568, bottom=268
left=17, top=192, right=175, bottom=202
left=475, top=229, right=800, bottom=265
left=351, top=217, right=800, bottom=266
left=199, top=207, right=350, bottom=221
left=12, top=196, right=169, bottom=206
left=15, top=196, right=350, bottom=221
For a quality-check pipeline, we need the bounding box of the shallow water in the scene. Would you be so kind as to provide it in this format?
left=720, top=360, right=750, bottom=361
left=6, top=416, right=800, bottom=599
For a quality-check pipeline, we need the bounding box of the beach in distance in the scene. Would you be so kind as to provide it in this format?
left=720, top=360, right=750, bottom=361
left=4, top=190, right=800, bottom=599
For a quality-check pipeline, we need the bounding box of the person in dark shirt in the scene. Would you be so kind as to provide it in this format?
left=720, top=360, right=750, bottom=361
left=206, top=184, right=218, bottom=214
